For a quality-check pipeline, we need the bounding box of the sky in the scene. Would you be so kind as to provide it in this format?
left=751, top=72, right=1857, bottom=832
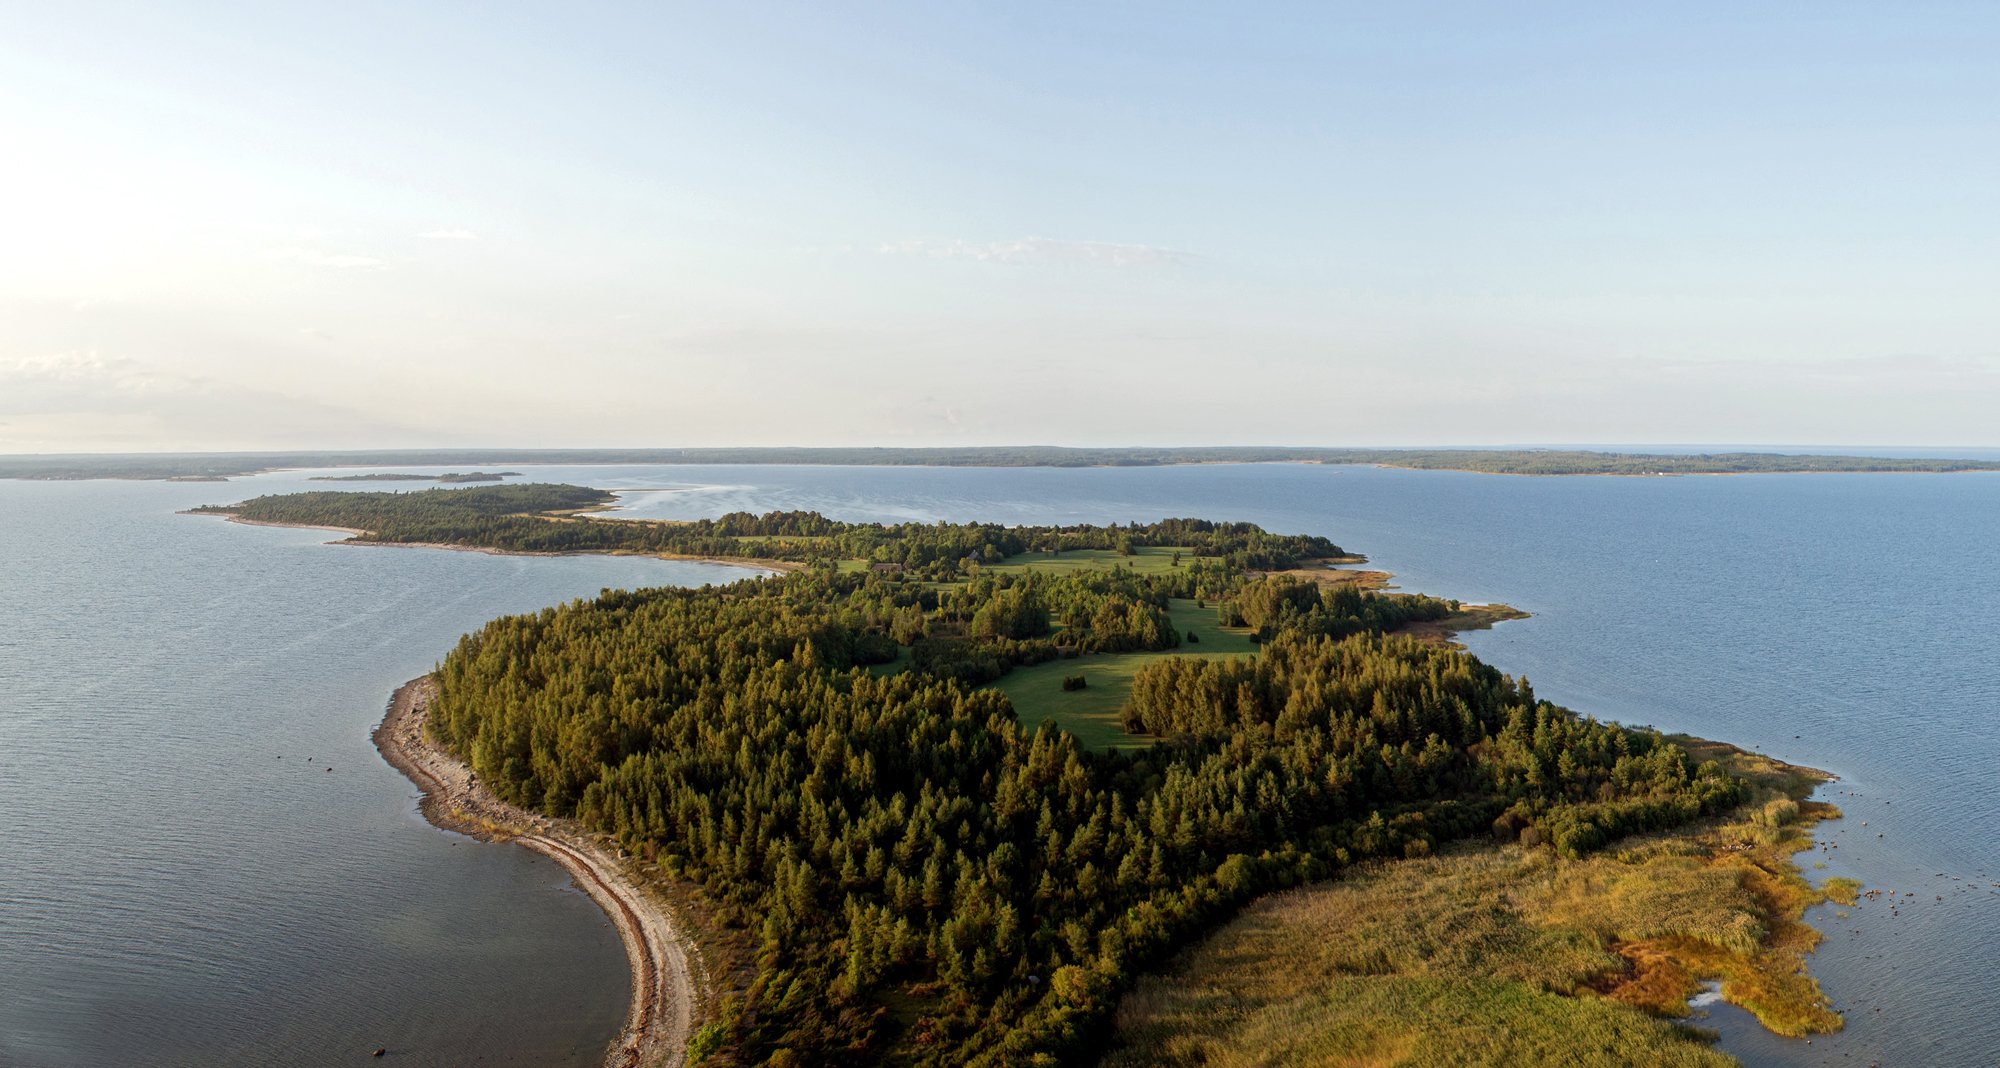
left=2, top=2, right=1998, bottom=452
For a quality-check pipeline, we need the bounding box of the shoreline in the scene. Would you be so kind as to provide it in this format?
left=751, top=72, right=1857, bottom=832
left=189, top=511, right=800, bottom=572
left=1262, top=557, right=1534, bottom=646
left=374, top=677, right=700, bottom=1068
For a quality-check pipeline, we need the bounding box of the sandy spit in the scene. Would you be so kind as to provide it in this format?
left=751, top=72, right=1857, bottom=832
left=375, top=677, right=700, bottom=1068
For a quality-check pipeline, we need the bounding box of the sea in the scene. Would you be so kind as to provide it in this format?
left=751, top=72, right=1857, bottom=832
left=1, top=462, right=1995, bottom=1066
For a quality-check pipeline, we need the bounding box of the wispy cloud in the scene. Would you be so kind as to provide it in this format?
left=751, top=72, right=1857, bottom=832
left=418, top=228, right=479, bottom=240
left=0, top=350, right=421, bottom=449
left=0, top=351, right=124, bottom=386
left=1, top=351, right=247, bottom=399
left=1650, top=352, right=2000, bottom=385
left=269, top=246, right=388, bottom=270
left=877, top=237, right=1189, bottom=267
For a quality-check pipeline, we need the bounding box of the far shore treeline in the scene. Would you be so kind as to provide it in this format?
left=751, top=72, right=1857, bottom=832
left=197, top=483, right=1757, bottom=1065
left=192, top=484, right=1340, bottom=573
left=14, top=445, right=2000, bottom=481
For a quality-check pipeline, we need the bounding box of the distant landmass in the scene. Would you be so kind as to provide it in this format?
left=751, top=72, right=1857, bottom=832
left=307, top=471, right=521, bottom=484
left=5, top=446, right=1999, bottom=481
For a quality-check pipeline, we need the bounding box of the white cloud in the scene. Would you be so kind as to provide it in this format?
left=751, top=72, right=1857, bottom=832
left=877, top=237, right=1188, bottom=267
left=418, top=228, right=479, bottom=240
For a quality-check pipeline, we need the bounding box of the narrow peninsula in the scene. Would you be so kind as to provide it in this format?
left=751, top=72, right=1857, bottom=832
left=199, top=483, right=1848, bottom=1067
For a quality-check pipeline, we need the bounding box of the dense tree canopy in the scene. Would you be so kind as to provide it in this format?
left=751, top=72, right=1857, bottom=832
left=254, top=492, right=1756, bottom=1065
left=196, top=485, right=1341, bottom=577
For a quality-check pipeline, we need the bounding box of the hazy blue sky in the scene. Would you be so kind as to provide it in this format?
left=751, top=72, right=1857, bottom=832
left=3, top=3, right=1997, bottom=451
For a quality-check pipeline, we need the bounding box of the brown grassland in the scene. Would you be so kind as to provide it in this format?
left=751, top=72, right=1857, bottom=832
left=1105, top=742, right=1843, bottom=1067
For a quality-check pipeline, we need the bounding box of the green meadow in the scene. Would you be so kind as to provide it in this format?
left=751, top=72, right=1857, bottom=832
left=851, top=547, right=1264, bottom=748
left=986, top=544, right=1202, bottom=576
left=991, top=597, right=1257, bottom=749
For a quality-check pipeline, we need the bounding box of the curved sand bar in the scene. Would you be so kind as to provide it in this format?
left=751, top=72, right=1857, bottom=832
left=375, top=677, right=697, bottom=1068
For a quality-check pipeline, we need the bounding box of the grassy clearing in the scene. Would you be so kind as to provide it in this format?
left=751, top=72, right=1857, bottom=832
left=975, top=547, right=1520, bottom=746
left=990, top=651, right=1158, bottom=751
left=1106, top=746, right=1846, bottom=1066
left=990, top=599, right=1256, bottom=750
left=988, top=545, right=1200, bottom=576
left=864, top=645, right=913, bottom=678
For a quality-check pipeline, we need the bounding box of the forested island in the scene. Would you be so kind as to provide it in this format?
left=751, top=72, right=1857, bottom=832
left=199, top=484, right=1848, bottom=1066
left=307, top=470, right=521, bottom=483
left=13, top=444, right=2000, bottom=480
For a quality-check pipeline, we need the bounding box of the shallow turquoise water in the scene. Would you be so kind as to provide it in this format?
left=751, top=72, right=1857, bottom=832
left=4, top=462, right=1995, bottom=1066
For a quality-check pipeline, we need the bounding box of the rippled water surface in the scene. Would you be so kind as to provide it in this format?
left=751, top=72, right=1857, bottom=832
left=0, top=472, right=753, bottom=1067
left=5, top=463, right=1997, bottom=1066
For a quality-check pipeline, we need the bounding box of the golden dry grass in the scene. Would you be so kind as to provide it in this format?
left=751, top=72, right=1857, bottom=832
left=1105, top=745, right=1848, bottom=1066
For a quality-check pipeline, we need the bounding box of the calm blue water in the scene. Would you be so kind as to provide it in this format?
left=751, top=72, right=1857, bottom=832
left=0, top=471, right=756, bottom=1067
left=5, top=462, right=1996, bottom=1066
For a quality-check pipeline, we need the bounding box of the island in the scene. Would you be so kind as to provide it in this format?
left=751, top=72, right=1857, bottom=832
left=196, top=483, right=1848, bottom=1067
left=307, top=470, right=523, bottom=483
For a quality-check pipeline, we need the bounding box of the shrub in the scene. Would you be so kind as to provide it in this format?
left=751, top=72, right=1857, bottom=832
left=1756, top=798, right=1800, bottom=828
